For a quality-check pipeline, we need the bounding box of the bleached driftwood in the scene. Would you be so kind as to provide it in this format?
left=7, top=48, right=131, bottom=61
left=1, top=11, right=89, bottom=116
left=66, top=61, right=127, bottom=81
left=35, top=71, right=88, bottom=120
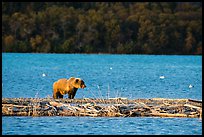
left=2, top=98, right=202, bottom=118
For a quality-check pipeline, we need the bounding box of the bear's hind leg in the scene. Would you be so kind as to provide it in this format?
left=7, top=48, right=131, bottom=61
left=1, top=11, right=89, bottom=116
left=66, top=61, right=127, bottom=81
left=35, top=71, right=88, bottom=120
left=53, top=92, right=58, bottom=99
left=53, top=82, right=58, bottom=99
left=58, top=93, right=63, bottom=99
left=53, top=94, right=57, bottom=99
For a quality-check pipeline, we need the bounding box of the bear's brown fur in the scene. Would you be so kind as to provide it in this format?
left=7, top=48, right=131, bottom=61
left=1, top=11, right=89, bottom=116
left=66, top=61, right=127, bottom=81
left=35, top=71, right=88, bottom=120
left=53, top=77, right=86, bottom=99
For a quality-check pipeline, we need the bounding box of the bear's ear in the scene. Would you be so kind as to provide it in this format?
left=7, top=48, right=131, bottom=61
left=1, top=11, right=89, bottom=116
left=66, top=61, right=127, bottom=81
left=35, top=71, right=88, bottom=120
left=75, top=79, right=79, bottom=83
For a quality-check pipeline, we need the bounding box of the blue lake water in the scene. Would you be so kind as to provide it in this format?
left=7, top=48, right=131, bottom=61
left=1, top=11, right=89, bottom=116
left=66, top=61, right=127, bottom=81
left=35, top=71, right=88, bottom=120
left=2, top=53, right=202, bottom=135
left=2, top=116, right=202, bottom=135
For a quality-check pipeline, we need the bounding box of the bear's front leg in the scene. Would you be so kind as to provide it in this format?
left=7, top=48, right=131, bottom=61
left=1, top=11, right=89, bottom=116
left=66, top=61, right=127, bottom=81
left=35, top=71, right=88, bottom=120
left=71, top=88, right=78, bottom=99
left=68, top=93, right=72, bottom=99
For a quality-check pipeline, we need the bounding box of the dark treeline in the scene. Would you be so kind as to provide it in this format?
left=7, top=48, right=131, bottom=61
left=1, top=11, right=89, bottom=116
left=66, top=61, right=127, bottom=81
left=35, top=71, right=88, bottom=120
left=2, top=2, right=202, bottom=54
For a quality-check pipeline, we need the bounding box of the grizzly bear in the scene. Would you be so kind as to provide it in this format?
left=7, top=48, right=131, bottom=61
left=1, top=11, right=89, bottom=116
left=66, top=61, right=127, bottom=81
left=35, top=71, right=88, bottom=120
left=53, top=77, right=86, bottom=99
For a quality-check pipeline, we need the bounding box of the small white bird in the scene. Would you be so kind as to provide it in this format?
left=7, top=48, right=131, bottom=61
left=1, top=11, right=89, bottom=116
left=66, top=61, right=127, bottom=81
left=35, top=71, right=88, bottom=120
left=110, top=67, right=112, bottom=70
left=42, top=73, right=46, bottom=77
left=159, top=76, right=165, bottom=79
left=189, top=84, right=193, bottom=88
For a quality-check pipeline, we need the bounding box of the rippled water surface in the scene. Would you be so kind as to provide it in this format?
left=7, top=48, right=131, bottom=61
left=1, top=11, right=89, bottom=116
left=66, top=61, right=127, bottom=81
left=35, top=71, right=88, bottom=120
left=2, top=117, right=202, bottom=135
left=2, top=53, right=202, bottom=99
left=2, top=53, right=202, bottom=135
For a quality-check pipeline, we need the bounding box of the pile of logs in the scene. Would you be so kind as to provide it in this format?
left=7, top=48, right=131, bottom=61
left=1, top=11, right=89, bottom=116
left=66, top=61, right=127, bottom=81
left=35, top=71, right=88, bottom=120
left=2, top=98, right=202, bottom=118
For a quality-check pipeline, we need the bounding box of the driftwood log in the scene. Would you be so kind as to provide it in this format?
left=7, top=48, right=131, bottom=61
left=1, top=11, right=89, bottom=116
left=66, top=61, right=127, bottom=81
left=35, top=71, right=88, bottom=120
left=2, top=98, right=202, bottom=118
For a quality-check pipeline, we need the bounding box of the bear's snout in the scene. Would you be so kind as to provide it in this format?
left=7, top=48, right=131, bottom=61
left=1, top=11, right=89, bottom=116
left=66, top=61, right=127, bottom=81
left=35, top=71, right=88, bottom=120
left=82, top=85, right=86, bottom=89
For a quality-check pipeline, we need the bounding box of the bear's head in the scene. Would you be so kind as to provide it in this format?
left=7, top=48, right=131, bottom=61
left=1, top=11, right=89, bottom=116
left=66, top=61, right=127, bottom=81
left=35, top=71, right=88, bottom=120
left=71, top=78, right=86, bottom=89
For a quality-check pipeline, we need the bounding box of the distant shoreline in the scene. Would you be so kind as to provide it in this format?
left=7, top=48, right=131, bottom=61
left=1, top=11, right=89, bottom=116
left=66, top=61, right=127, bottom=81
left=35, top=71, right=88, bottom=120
left=2, top=52, right=202, bottom=56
